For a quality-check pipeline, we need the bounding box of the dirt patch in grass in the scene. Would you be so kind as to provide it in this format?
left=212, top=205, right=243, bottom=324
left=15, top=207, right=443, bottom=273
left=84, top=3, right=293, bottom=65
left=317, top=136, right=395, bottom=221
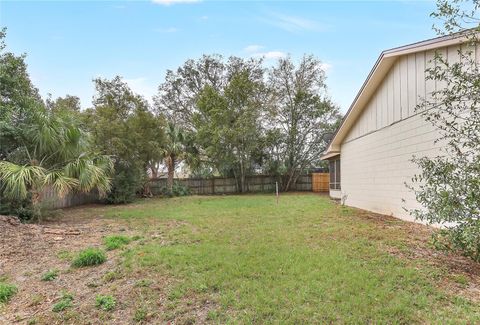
left=0, top=212, right=181, bottom=324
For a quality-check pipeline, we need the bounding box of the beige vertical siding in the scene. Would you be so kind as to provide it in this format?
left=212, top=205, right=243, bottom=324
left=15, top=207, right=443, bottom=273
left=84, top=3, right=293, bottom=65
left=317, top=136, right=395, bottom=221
left=340, top=44, right=473, bottom=222
left=343, top=44, right=473, bottom=143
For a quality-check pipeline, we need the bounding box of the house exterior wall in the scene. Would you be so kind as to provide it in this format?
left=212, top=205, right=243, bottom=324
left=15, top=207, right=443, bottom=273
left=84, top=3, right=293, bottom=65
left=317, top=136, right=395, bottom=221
left=329, top=189, right=341, bottom=199
left=341, top=113, right=442, bottom=221
left=339, top=44, right=470, bottom=222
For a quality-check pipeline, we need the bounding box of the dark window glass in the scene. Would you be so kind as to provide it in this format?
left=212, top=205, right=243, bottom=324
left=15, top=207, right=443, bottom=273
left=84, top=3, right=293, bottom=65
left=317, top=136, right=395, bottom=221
left=335, top=159, right=341, bottom=190
left=329, top=160, right=335, bottom=186
left=329, top=158, right=341, bottom=190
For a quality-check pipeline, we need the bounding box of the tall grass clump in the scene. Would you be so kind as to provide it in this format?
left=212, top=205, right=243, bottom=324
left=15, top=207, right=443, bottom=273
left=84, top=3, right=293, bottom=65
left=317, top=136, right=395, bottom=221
left=71, top=248, right=106, bottom=267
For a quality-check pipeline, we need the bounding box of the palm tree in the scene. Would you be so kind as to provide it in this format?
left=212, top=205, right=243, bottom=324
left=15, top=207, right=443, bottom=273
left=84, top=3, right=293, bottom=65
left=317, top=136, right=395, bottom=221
left=163, top=123, right=185, bottom=194
left=0, top=108, right=112, bottom=214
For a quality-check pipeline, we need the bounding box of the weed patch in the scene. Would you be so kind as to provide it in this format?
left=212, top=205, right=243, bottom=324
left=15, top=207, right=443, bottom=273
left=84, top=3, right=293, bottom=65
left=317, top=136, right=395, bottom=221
left=52, top=292, right=74, bottom=312
left=95, top=295, right=116, bottom=311
left=0, top=282, right=17, bottom=304
left=71, top=248, right=106, bottom=267
left=104, top=235, right=131, bottom=250
left=41, top=269, right=58, bottom=281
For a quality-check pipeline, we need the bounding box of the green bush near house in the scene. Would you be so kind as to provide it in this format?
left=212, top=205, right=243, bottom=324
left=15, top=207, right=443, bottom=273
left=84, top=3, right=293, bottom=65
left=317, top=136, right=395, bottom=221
left=71, top=248, right=106, bottom=267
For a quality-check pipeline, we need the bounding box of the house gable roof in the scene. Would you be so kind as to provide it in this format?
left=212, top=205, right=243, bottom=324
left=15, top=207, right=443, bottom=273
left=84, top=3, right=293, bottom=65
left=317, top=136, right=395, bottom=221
left=321, top=33, right=468, bottom=160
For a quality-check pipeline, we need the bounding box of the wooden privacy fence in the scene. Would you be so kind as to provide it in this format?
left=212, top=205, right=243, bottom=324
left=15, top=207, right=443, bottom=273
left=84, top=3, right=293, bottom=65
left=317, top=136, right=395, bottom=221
left=311, top=173, right=329, bottom=192
left=38, top=173, right=328, bottom=209
left=149, top=174, right=313, bottom=195
left=41, top=187, right=99, bottom=209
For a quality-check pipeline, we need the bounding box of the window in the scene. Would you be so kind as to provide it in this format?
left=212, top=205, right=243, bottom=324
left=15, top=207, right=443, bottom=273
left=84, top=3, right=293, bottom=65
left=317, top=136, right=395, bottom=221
left=329, top=158, right=341, bottom=190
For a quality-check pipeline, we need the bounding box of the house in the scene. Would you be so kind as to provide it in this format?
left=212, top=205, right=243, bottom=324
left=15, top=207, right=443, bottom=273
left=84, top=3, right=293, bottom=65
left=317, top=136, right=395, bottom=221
left=321, top=33, right=475, bottom=222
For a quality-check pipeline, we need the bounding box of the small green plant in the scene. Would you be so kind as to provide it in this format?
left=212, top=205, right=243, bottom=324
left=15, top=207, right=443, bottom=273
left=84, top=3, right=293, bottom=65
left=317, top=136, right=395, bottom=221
left=52, top=292, right=74, bottom=312
left=95, top=295, right=116, bottom=311
left=453, top=274, right=469, bottom=287
left=71, top=248, right=106, bottom=267
left=0, top=282, right=18, bottom=303
left=104, top=235, right=131, bottom=250
left=133, top=306, right=148, bottom=322
left=41, top=269, right=58, bottom=281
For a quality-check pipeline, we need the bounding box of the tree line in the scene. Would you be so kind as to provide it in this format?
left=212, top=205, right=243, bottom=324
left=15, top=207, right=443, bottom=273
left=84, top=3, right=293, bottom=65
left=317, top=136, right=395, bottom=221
left=0, top=28, right=341, bottom=219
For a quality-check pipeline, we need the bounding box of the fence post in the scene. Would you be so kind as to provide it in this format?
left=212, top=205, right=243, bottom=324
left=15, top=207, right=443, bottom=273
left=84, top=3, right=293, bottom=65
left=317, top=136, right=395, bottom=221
left=212, top=178, right=215, bottom=195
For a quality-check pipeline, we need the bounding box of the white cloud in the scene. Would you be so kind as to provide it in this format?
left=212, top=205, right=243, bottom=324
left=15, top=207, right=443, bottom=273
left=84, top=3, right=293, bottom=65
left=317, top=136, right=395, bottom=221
left=154, top=27, right=179, bottom=33
left=320, top=62, right=332, bottom=71
left=152, top=0, right=200, bottom=5
left=263, top=13, right=324, bottom=32
left=244, top=44, right=264, bottom=53
left=124, top=77, right=156, bottom=102
left=254, top=51, right=287, bottom=60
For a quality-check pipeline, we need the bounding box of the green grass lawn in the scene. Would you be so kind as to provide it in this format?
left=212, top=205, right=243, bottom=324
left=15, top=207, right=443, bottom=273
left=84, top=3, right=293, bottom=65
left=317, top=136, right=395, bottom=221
left=103, top=194, right=479, bottom=323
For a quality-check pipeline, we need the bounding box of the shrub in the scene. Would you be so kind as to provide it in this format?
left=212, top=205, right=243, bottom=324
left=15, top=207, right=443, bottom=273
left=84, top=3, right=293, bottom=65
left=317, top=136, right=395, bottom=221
left=95, top=295, right=116, bottom=311
left=0, top=195, right=43, bottom=222
left=41, top=269, right=58, bottom=281
left=0, top=282, right=17, bottom=304
left=105, top=162, right=144, bottom=204
left=104, top=235, right=130, bottom=250
left=52, top=292, right=74, bottom=312
left=432, top=227, right=480, bottom=262
left=71, top=248, right=106, bottom=267
left=161, top=182, right=191, bottom=197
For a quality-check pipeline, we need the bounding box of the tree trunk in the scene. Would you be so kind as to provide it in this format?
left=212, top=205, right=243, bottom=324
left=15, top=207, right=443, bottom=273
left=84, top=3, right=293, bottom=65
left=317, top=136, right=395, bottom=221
left=30, top=186, right=42, bottom=220
left=283, top=169, right=295, bottom=192
left=239, top=163, right=245, bottom=193
left=167, top=155, right=175, bottom=193
left=150, top=165, right=158, bottom=179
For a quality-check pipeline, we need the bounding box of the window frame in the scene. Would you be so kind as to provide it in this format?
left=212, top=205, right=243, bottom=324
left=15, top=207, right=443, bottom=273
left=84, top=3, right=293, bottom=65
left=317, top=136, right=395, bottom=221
left=329, top=158, right=341, bottom=190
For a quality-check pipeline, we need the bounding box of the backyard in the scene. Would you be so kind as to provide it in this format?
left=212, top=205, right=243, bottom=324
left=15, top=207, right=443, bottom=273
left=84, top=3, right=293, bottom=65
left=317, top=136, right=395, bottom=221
left=1, top=193, right=479, bottom=324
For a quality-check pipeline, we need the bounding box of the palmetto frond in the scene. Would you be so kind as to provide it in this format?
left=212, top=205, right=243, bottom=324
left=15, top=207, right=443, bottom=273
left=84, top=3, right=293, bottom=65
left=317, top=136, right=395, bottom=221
left=44, top=171, right=79, bottom=198
left=0, top=161, right=46, bottom=200
left=64, top=154, right=113, bottom=196
left=164, top=123, right=186, bottom=157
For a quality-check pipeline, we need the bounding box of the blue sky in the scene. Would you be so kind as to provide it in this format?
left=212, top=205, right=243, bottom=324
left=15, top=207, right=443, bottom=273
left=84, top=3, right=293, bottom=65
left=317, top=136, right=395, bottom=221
left=1, top=0, right=438, bottom=112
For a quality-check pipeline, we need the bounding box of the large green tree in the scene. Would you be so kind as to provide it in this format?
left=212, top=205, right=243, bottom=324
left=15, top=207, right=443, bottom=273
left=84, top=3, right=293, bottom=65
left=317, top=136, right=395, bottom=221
left=156, top=55, right=266, bottom=191
left=267, top=55, right=342, bottom=191
left=85, top=76, right=165, bottom=202
left=195, top=69, right=266, bottom=192
left=46, top=94, right=81, bottom=113
left=0, top=27, right=42, bottom=161
left=408, top=0, right=480, bottom=261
